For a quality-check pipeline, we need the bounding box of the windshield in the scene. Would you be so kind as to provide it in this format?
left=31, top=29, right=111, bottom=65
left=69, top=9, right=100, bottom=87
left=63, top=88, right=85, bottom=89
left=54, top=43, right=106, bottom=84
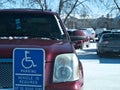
left=0, top=13, right=66, bottom=40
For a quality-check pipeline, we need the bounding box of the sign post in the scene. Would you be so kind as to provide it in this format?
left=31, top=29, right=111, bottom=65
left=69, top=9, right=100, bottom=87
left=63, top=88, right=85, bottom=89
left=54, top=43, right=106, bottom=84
left=13, top=48, right=45, bottom=90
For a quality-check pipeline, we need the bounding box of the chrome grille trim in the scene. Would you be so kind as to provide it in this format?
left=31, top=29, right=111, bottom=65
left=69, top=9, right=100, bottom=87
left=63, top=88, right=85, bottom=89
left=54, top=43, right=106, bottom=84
left=0, top=59, right=12, bottom=89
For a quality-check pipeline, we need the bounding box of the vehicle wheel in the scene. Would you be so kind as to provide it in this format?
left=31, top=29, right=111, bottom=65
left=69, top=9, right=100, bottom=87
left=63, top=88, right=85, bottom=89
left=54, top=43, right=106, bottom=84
left=86, top=44, right=89, bottom=48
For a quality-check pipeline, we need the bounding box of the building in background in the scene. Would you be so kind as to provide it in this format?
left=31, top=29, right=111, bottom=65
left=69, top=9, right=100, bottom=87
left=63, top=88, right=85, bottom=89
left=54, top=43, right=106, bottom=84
left=65, top=15, right=120, bottom=30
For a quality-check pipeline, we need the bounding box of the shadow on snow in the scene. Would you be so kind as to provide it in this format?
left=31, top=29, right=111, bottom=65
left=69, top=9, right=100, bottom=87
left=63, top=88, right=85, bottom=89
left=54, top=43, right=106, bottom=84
left=77, top=48, right=120, bottom=64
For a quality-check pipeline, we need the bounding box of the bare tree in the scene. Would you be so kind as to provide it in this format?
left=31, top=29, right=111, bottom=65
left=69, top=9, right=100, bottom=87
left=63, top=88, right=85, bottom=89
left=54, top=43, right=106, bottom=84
left=113, top=0, right=120, bottom=12
left=0, top=0, right=89, bottom=23
left=34, top=0, right=48, bottom=10
left=0, top=0, right=16, bottom=8
left=57, top=0, right=89, bottom=23
left=2, top=0, right=117, bottom=22
left=28, top=0, right=88, bottom=23
left=98, top=0, right=120, bottom=16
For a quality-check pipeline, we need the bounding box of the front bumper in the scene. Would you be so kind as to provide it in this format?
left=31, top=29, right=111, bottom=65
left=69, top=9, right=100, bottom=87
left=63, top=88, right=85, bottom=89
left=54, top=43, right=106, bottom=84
left=2, top=81, right=83, bottom=90
left=0, top=60, right=84, bottom=90
left=46, top=80, right=83, bottom=90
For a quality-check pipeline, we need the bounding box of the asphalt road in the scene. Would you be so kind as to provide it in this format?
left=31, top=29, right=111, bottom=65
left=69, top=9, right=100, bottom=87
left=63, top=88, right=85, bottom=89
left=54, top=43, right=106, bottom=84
left=76, top=42, right=120, bottom=90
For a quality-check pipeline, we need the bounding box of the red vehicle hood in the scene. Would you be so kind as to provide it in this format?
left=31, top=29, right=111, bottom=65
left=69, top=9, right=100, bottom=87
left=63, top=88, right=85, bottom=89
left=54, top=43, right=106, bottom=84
left=0, top=39, right=74, bottom=62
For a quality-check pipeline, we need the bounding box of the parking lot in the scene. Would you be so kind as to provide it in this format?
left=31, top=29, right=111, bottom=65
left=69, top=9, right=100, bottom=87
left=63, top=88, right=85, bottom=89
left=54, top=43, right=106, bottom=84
left=76, top=42, right=120, bottom=90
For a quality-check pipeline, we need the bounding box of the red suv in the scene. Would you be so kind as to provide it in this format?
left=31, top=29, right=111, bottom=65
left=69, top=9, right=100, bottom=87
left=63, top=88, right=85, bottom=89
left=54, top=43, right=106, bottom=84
left=0, top=9, right=83, bottom=90
left=67, top=29, right=89, bottom=49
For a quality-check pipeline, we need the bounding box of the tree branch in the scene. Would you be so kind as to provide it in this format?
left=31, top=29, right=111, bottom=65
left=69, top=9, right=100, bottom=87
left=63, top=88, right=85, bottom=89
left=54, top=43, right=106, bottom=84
left=63, top=0, right=79, bottom=23
left=113, top=0, right=120, bottom=12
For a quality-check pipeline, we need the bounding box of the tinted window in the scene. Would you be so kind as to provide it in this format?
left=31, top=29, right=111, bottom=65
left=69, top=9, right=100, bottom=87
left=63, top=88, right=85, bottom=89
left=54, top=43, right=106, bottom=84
left=0, top=13, right=65, bottom=39
left=103, top=33, right=120, bottom=39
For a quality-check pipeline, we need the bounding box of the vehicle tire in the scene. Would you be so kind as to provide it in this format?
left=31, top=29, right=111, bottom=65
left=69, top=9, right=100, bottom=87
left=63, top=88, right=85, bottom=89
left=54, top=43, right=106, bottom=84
left=86, top=44, right=89, bottom=48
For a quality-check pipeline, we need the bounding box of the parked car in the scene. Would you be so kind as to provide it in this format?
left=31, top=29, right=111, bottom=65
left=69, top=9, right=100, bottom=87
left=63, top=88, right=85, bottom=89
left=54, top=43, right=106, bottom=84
left=67, top=29, right=89, bottom=49
left=0, top=9, right=84, bottom=90
left=97, top=30, right=111, bottom=41
left=79, top=29, right=90, bottom=48
left=95, top=28, right=106, bottom=38
left=83, top=28, right=96, bottom=42
left=97, top=32, right=120, bottom=57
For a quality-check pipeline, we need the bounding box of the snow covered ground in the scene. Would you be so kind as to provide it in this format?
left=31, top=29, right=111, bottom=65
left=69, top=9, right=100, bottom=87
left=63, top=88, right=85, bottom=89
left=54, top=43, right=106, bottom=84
left=76, top=42, right=120, bottom=90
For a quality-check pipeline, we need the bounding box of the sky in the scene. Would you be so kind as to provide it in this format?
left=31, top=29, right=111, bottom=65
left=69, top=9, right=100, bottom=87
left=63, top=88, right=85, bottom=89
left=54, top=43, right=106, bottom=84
left=74, top=0, right=118, bottom=18
left=0, top=0, right=119, bottom=18
left=85, top=2, right=109, bottom=18
left=51, top=0, right=119, bottom=18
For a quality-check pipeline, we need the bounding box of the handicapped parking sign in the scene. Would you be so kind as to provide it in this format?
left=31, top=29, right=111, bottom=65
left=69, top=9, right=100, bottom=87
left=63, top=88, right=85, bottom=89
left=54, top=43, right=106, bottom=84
left=21, top=50, right=37, bottom=69
left=13, top=48, right=45, bottom=90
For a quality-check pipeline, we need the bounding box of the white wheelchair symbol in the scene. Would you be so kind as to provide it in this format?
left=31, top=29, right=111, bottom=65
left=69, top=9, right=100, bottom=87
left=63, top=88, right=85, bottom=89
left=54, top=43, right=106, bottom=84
left=21, top=51, right=37, bottom=69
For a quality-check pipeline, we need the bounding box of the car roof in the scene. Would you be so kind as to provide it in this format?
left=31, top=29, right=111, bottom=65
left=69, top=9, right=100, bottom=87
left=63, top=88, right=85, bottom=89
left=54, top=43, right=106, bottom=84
left=103, top=32, right=120, bottom=35
left=0, top=8, right=57, bottom=15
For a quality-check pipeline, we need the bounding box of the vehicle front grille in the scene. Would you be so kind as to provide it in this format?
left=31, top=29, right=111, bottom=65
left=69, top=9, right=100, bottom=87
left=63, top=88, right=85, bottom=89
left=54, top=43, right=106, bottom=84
left=0, top=60, right=12, bottom=89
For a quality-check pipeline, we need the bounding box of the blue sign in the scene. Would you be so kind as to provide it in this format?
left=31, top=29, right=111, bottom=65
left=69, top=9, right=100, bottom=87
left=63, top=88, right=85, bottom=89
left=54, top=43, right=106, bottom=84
left=13, top=48, right=45, bottom=90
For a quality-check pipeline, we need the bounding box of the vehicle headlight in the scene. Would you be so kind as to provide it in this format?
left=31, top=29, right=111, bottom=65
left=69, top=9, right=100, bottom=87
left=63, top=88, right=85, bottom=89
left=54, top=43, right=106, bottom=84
left=53, top=53, right=79, bottom=83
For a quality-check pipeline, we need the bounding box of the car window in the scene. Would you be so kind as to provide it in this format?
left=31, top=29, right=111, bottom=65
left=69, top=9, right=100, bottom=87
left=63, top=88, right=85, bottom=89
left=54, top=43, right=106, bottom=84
left=102, top=33, right=120, bottom=40
left=0, top=13, right=66, bottom=40
left=102, top=34, right=111, bottom=39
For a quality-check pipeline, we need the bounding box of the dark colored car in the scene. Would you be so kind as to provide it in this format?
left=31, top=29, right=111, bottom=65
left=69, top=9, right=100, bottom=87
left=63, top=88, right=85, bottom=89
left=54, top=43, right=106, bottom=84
left=67, top=29, right=89, bottom=49
left=0, top=9, right=84, bottom=90
left=97, top=30, right=111, bottom=41
left=97, top=33, right=120, bottom=57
